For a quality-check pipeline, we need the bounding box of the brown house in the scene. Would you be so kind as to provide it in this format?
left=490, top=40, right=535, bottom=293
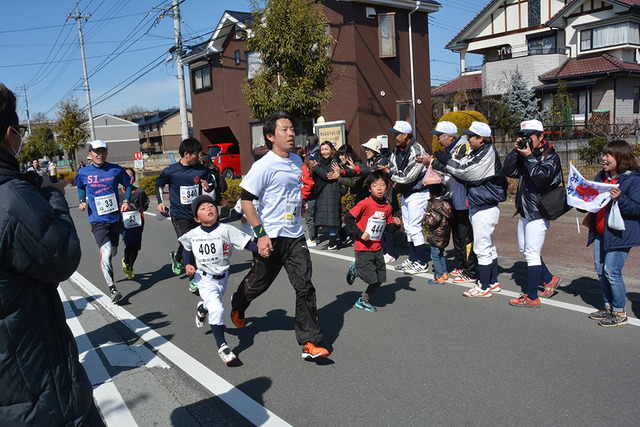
left=184, top=1, right=441, bottom=174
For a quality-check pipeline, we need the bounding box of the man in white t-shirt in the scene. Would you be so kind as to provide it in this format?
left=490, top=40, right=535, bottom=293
left=230, top=111, right=329, bottom=360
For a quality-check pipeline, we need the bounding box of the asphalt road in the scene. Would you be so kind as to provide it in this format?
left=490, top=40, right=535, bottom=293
left=65, top=190, right=640, bottom=426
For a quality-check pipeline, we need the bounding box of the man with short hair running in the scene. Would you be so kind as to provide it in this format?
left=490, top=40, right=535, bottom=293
left=155, top=137, right=214, bottom=292
left=75, top=139, right=133, bottom=303
left=230, top=111, right=330, bottom=360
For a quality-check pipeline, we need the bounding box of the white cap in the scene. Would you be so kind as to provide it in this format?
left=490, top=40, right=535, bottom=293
left=429, top=121, right=458, bottom=135
left=361, top=138, right=381, bottom=154
left=519, top=119, right=544, bottom=134
left=387, top=120, right=412, bottom=134
left=88, top=140, right=108, bottom=150
left=462, top=121, right=492, bottom=138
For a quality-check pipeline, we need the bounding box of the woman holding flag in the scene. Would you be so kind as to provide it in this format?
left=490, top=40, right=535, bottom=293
left=585, top=140, right=640, bottom=327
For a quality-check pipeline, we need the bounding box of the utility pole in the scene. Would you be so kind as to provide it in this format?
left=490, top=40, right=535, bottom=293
left=68, top=3, right=96, bottom=141
left=172, top=0, right=190, bottom=140
left=22, top=84, right=32, bottom=135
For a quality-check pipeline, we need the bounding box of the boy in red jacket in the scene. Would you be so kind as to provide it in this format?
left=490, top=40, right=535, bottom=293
left=344, top=170, right=401, bottom=312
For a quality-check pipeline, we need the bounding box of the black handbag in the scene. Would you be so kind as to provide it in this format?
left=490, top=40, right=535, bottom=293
left=538, top=153, right=572, bottom=220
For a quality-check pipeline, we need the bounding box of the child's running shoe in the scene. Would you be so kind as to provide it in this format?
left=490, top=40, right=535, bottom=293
left=110, top=288, right=123, bottom=304
left=122, top=258, right=135, bottom=279
left=355, top=297, right=377, bottom=312
left=346, top=262, right=357, bottom=285
left=489, top=282, right=502, bottom=292
left=383, top=253, right=396, bottom=264
left=509, top=294, right=541, bottom=308
left=195, top=301, right=207, bottom=327
left=170, top=251, right=183, bottom=275
left=301, top=342, right=330, bottom=359
left=428, top=276, right=445, bottom=285
left=462, top=285, right=491, bottom=298
left=395, top=258, right=414, bottom=271
left=539, top=275, right=561, bottom=298
left=306, top=238, right=318, bottom=247
left=218, top=343, right=237, bottom=364
left=449, top=269, right=463, bottom=277
left=188, top=278, right=198, bottom=293
left=404, top=261, right=428, bottom=275
left=453, top=274, right=476, bottom=284
left=442, top=272, right=449, bottom=280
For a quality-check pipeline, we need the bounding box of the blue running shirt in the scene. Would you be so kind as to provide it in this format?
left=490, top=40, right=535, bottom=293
left=155, top=162, right=213, bottom=220
left=75, top=162, right=132, bottom=224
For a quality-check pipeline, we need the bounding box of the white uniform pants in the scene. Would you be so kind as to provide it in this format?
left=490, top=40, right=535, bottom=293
left=400, top=190, right=430, bottom=245
left=517, top=217, right=549, bottom=266
left=470, top=206, right=499, bottom=266
left=196, top=270, right=229, bottom=325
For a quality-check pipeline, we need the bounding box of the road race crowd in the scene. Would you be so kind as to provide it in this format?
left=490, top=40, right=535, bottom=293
left=1, top=81, right=639, bottom=424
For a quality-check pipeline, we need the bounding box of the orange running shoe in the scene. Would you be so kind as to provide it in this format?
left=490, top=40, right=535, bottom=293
left=231, top=310, right=245, bottom=328
left=301, top=342, right=330, bottom=359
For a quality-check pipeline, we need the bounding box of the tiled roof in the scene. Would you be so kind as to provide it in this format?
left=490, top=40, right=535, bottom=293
left=133, top=109, right=180, bottom=126
left=539, top=53, right=640, bottom=81
left=431, top=73, right=482, bottom=96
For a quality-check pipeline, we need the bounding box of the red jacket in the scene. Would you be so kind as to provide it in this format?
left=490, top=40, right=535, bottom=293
left=301, top=164, right=315, bottom=200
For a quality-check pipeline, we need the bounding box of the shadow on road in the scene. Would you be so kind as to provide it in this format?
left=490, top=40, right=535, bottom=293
left=116, top=264, right=178, bottom=305
left=226, top=309, right=294, bottom=357
left=170, top=377, right=270, bottom=426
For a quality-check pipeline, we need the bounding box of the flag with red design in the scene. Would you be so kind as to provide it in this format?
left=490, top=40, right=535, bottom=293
left=566, top=163, right=618, bottom=212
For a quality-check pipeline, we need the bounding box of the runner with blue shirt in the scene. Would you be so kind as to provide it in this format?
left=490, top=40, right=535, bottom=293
left=155, top=137, right=214, bottom=293
left=75, top=139, right=133, bottom=303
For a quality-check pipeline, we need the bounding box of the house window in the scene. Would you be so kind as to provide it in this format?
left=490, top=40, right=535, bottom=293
left=378, top=13, right=396, bottom=58
left=572, top=90, right=588, bottom=115
left=235, top=24, right=242, bottom=40
left=193, top=66, right=211, bottom=91
left=246, top=51, right=263, bottom=80
left=396, top=100, right=414, bottom=131
left=528, top=0, right=541, bottom=27
left=235, top=50, right=241, bottom=66
left=528, top=34, right=556, bottom=55
left=634, top=87, right=640, bottom=114
left=581, top=22, right=640, bottom=51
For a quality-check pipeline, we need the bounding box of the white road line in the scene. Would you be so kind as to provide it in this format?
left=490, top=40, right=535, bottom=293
left=69, top=272, right=291, bottom=427
left=58, top=287, right=138, bottom=427
left=308, top=248, right=640, bottom=327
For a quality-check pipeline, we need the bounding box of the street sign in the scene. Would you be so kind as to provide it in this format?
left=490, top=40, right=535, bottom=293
left=134, top=151, right=144, bottom=169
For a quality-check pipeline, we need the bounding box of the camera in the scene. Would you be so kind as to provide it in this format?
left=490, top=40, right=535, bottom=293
left=516, top=136, right=533, bottom=150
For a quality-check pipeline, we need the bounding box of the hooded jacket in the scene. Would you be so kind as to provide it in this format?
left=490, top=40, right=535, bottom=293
left=388, top=138, right=427, bottom=197
left=0, top=147, right=91, bottom=426
left=502, top=140, right=562, bottom=220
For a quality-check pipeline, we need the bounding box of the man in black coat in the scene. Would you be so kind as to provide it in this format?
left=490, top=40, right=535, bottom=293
left=0, top=83, right=104, bottom=426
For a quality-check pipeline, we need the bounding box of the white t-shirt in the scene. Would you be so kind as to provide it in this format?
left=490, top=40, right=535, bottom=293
left=234, top=199, right=260, bottom=236
left=178, top=224, right=251, bottom=276
left=240, top=150, right=304, bottom=238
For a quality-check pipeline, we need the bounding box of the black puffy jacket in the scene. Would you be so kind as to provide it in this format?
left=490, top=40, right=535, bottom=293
left=0, top=148, right=92, bottom=426
left=503, top=140, right=562, bottom=220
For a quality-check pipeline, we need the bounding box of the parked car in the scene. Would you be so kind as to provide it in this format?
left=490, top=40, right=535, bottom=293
left=207, top=143, right=241, bottom=179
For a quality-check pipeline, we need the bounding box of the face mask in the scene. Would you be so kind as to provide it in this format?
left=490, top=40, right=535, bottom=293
left=10, top=127, right=22, bottom=158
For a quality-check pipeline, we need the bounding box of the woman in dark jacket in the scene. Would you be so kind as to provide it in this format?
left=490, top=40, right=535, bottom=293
left=586, top=140, right=640, bottom=327
left=0, top=83, right=101, bottom=426
left=313, top=141, right=343, bottom=250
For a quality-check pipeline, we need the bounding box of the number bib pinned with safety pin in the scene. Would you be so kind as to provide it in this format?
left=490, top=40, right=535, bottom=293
left=365, top=216, right=386, bottom=241
left=193, top=236, right=223, bottom=266
left=180, top=185, right=199, bottom=205
left=95, top=193, right=118, bottom=215
left=122, top=211, right=143, bottom=229
left=283, top=199, right=302, bottom=227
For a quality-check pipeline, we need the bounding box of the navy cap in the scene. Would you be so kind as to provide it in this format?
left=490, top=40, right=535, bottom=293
left=191, top=194, right=216, bottom=218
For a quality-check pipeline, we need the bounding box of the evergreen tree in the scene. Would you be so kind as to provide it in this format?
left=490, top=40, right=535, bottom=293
left=19, top=122, right=58, bottom=162
left=506, top=69, right=540, bottom=122
left=242, top=0, right=334, bottom=122
left=56, top=97, right=89, bottom=164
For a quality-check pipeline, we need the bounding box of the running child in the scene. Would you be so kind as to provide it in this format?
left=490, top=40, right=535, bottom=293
left=179, top=195, right=257, bottom=364
left=120, top=168, right=150, bottom=279
left=424, top=183, right=452, bottom=285
left=344, top=170, right=401, bottom=312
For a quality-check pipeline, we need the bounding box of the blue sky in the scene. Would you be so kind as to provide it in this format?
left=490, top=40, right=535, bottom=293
left=1, top=0, right=485, bottom=122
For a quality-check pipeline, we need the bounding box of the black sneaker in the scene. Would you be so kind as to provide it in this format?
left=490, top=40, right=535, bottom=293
left=588, top=308, right=611, bottom=320
left=598, top=311, right=628, bottom=327
left=110, top=288, right=122, bottom=304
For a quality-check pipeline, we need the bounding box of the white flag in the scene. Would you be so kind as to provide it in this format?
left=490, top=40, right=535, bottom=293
left=566, top=163, right=618, bottom=213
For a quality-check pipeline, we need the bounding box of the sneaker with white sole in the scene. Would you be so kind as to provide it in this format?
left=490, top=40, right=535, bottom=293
left=110, top=288, right=123, bottom=304
left=383, top=254, right=396, bottom=264
left=395, top=259, right=414, bottom=271
left=218, top=343, right=237, bottom=364
left=346, top=262, right=357, bottom=285
left=355, top=297, right=377, bottom=312
left=449, top=269, right=463, bottom=277
left=490, top=282, right=501, bottom=292
left=195, top=301, right=207, bottom=328
left=462, top=285, right=492, bottom=298
left=306, top=238, right=318, bottom=248
left=301, top=342, right=330, bottom=359
left=404, top=262, right=428, bottom=275
left=453, top=274, right=476, bottom=284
